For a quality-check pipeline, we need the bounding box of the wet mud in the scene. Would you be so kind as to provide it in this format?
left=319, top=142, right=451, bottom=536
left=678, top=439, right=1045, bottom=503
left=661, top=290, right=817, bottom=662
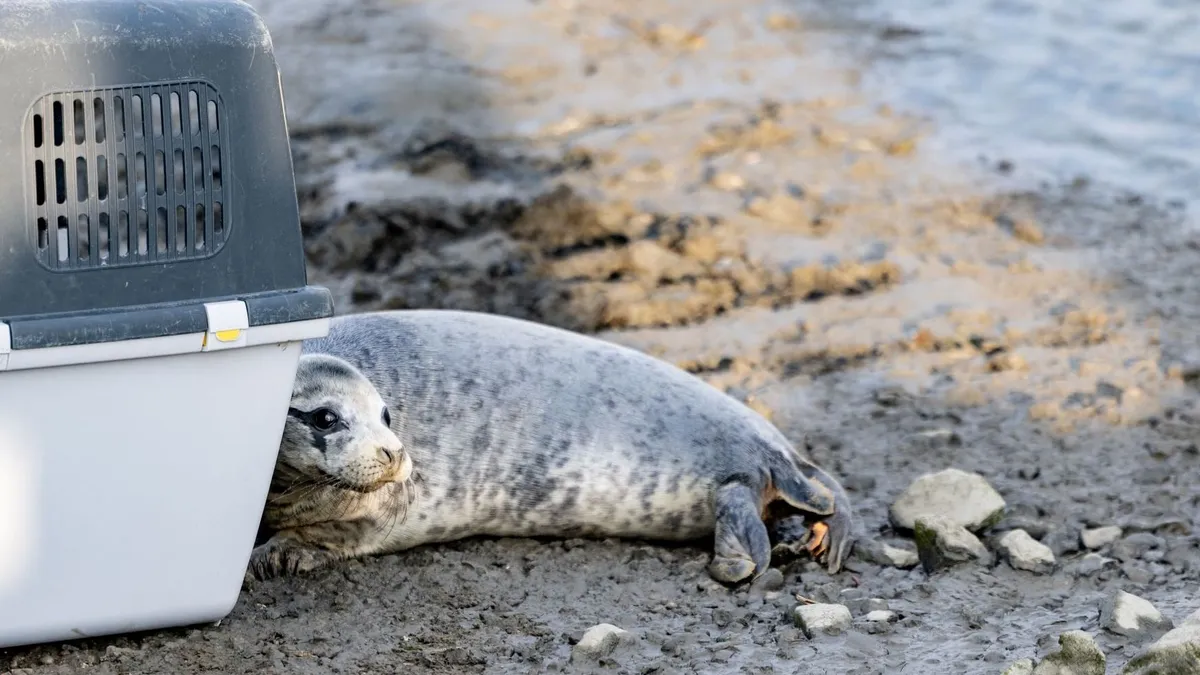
left=4, top=0, right=1200, bottom=673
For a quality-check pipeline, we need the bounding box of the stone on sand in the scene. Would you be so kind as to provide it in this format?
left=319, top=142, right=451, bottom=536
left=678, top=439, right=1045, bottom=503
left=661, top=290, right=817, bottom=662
left=864, top=610, right=897, bottom=623
left=998, top=529, right=1056, bottom=574
left=1081, top=525, right=1122, bottom=550
left=1031, top=630, right=1105, bottom=675
left=1100, top=590, right=1173, bottom=640
left=793, top=603, right=852, bottom=638
left=890, top=468, right=1006, bottom=532
left=913, top=515, right=992, bottom=573
left=1002, top=659, right=1034, bottom=675
left=855, top=540, right=921, bottom=569
left=1075, top=553, right=1118, bottom=577
left=572, top=624, right=635, bottom=662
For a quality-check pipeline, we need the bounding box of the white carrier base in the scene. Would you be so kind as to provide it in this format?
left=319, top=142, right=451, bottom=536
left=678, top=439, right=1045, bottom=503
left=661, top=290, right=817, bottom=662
left=0, top=303, right=327, bottom=648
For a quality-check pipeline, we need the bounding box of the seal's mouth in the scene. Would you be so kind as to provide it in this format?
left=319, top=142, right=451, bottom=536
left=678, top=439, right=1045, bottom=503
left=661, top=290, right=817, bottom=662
left=331, top=475, right=398, bottom=494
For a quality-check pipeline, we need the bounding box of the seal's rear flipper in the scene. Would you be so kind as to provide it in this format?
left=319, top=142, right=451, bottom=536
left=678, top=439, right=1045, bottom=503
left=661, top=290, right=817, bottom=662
left=770, top=467, right=837, bottom=517
left=708, top=480, right=772, bottom=584
left=768, top=462, right=856, bottom=574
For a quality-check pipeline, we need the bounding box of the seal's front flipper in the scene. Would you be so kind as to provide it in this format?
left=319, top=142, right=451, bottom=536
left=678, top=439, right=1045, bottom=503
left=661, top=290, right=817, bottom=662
left=708, top=480, right=771, bottom=585
left=248, top=532, right=341, bottom=580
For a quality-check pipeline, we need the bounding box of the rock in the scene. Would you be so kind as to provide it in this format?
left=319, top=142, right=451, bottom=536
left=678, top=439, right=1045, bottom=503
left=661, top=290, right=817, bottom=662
left=1075, top=553, right=1118, bottom=577
left=890, top=468, right=1006, bottom=532
left=793, top=603, right=852, bottom=638
left=1044, top=526, right=1083, bottom=557
left=1122, top=563, right=1155, bottom=585
left=855, top=540, right=920, bottom=568
left=864, top=610, right=897, bottom=623
left=571, top=624, right=635, bottom=662
left=749, top=568, right=785, bottom=594
left=104, top=646, right=140, bottom=659
left=1031, top=630, right=1105, bottom=675
left=1003, top=659, right=1034, bottom=675
left=998, top=529, right=1056, bottom=574
left=1081, top=526, right=1122, bottom=549
left=844, top=596, right=888, bottom=616
left=913, top=515, right=993, bottom=573
left=1100, top=591, right=1173, bottom=640
left=1122, top=609, right=1200, bottom=674
left=1112, top=533, right=1165, bottom=562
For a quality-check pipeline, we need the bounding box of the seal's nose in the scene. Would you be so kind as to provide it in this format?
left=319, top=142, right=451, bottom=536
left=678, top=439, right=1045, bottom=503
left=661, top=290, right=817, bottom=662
left=377, top=446, right=396, bottom=466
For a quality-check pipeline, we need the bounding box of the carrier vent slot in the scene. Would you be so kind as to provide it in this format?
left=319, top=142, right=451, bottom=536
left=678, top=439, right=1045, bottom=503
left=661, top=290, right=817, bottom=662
left=26, top=81, right=230, bottom=271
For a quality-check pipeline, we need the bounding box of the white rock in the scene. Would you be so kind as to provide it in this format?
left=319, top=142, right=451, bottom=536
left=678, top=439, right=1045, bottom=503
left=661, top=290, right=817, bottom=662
left=794, top=603, right=852, bottom=638
left=1002, top=659, right=1034, bottom=675
left=879, top=543, right=920, bottom=568
left=864, top=610, right=897, bottom=623
left=1081, top=526, right=1123, bottom=549
left=1075, top=553, right=1118, bottom=577
left=998, top=529, right=1056, bottom=574
left=890, top=467, right=1006, bottom=532
left=571, top=624, right=634, bottom=662
left=914, top=515, right=993, bottom=572
left=855, top=540, right=920, bottom=568
left=1100, top=591, right=1173, bottom=639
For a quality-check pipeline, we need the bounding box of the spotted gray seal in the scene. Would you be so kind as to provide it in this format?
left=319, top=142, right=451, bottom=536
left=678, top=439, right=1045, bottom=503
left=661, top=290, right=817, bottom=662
left=249, top=309, right=857, bottom=584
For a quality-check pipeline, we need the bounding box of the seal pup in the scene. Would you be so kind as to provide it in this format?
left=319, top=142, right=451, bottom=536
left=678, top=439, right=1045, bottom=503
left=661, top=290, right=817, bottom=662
left=249, top=309, right=857, bottom=584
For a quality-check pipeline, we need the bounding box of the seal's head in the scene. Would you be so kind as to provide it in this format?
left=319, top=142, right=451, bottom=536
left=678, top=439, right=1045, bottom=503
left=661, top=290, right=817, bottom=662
left=277, top=354, right=411, bottom=493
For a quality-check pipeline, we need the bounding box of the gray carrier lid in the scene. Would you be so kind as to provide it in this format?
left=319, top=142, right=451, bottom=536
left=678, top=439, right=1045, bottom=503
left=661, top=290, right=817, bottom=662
left=0, top=0, right=332, bottom=350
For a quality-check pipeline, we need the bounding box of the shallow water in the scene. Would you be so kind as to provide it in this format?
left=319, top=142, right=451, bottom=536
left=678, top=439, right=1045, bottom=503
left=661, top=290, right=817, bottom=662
left=793, top=0, right=1200, bottom=207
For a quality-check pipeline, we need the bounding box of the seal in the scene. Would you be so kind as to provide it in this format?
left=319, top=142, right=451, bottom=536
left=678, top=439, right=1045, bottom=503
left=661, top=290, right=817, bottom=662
left=249, top=309, right=858, bottom=585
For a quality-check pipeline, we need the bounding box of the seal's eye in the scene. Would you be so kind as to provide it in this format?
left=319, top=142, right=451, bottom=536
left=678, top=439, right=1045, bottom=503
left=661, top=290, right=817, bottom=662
left=382, top=407, right=391, bottom=427
left=311, top=408, right=340, bottom=432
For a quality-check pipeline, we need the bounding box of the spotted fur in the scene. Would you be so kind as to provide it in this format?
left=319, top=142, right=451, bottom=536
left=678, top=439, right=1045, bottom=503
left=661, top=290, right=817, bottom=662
left=249, top=309, right=858, bottom=583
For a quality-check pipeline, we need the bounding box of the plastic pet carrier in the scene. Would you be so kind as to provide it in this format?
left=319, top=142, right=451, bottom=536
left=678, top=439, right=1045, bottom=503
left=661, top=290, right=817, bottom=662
left=0, top=0, right=332, bottom=648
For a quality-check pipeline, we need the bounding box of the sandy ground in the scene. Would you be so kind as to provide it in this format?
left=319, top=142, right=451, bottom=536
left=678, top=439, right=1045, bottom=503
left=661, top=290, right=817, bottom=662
left=5, top=0, right=1200, bottom=673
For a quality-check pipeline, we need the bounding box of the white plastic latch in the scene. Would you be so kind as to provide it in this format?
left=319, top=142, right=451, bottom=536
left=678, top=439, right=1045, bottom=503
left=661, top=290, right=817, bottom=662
left=0, top=322, right=9, bottom=371
left=202, top=301, right=249, bottom=352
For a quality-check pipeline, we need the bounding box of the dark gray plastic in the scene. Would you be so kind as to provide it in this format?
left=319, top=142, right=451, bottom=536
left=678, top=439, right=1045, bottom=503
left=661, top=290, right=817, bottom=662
left=0, top=0, right=333, bottom=347
left=7, top=286, right=333, bottom=351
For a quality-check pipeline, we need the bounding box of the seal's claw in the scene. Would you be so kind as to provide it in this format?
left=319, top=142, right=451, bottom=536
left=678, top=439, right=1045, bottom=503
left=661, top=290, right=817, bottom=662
left=708, top=556, right=757, bottom=584
left=248, top=535, right=338, bottom=580
left=806, top=521, right=830, bottom=559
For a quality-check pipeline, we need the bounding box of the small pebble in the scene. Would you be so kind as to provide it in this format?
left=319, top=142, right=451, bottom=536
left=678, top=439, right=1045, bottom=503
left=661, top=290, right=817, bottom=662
left=998, top=529, right=1056, bottom=574
left=1075, top=553, right=1118, bottom=577
left=571, top=624, right=634, bottom=662
left=793, top=603, right=852, bottom=638
left=864, top=610, right=897, bottom=623
left=1123, top=562, right=1155, bottom=585
left=855, top=541, right=920, bottom=569
left=1112, top=533, right=1165, bottom=562
left=1044, top=526, right=1083, bottom=557
left=1081, top=525, right=1123, bottom=549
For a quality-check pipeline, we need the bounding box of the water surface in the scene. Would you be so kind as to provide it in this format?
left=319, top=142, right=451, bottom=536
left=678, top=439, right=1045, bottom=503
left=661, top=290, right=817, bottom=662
left=792, top=0, right=1200, bottom=206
